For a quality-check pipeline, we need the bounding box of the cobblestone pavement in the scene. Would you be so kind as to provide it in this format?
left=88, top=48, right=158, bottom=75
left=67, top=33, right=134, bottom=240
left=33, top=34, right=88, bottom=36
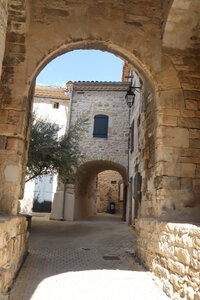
left=9, top=214, right=168, bottom=300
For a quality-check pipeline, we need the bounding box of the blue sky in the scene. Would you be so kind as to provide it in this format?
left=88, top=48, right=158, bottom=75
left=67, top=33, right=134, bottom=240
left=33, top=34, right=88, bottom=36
left=36, top=50, right=123, bottom=86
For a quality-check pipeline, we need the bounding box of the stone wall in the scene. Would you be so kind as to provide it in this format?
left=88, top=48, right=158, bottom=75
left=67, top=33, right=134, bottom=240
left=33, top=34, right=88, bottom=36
left=0, top=215, right=28, bottom=298
left=0, top=0, right=8, bottom=78
left=74, top=175, right=97, bottom=220
left=97, top=170, right=123, bottom=214
left=136, top=218, right=200, bottom=299
left=0, top=0, right=28, bottom=215
left=1, top=0, right=199, bottom=220
left=70, top=82, right=129, bottom=220
left=154, top=47, right=200, bottom=221
left=128, top=73, right=143, bottom=223
left=70, top=82, right=129, bottom=169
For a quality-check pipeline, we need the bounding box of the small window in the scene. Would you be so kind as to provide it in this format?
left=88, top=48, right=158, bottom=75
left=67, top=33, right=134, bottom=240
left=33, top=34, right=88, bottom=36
left=93, top=114, right=109, bottom=138
left=53, top=102, right=59, bottom=109
left=119, top=183, right=124, bottom=201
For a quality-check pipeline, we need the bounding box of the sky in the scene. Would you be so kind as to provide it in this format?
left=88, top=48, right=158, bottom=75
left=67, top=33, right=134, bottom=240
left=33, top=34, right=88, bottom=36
left=36, top=50, right=123, bottom=86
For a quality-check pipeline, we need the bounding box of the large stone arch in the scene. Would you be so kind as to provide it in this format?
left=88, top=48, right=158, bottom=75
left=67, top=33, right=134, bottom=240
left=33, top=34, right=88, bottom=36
left=0, top=0, right=191, bottom=221
left=0, top=1, right=199, bottom=297
left=74, top=160, right=127, bottom=220
left=0, top=41, right=185, bottom=218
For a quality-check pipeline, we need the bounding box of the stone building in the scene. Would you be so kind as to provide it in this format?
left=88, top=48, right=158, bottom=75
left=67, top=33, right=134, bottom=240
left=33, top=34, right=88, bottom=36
left=51, top=81, right=130, bottom=221
left=0, top=1, right=200, bottom=298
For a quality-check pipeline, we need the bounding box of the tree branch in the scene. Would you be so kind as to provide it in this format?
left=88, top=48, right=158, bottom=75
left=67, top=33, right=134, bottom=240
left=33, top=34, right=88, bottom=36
left=25, top=173, right=42, bottom=183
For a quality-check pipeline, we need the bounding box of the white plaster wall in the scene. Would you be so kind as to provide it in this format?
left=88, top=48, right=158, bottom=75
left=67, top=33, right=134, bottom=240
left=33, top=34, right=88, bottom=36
left=33, top=97, right=69, bottom=137
left=21, top=94, right=69, bottom=214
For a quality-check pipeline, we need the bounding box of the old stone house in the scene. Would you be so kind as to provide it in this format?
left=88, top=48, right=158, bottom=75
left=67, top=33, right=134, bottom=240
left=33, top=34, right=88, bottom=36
left=0, top=1, right=200, bottom=298
left=51, top=80, right=130, bottom=221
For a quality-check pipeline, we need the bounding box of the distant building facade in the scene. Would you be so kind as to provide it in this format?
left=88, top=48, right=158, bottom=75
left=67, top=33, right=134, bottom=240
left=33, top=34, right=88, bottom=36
left=20, top=85, right=69, bottom=214
left=51, top=80, right=131, bottom=220
left=21, top=74, right=142, bottom=223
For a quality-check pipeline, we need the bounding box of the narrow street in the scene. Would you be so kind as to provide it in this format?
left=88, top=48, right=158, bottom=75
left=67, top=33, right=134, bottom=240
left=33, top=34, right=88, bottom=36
left=9, top=214, right=168, bottom=300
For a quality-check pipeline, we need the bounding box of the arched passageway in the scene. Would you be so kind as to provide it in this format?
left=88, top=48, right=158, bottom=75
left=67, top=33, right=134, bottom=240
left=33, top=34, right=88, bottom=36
left=97, top=170, right=124, bottom=215
left=75, top=160, right=127, bottom=220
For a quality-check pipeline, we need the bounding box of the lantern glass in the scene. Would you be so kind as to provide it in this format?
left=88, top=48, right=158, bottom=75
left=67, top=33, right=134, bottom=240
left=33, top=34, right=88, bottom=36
left=125, top=88, right=135, bottom=108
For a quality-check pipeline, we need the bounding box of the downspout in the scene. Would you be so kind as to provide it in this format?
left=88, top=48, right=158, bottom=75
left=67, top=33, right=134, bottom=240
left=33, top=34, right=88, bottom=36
left=61, top=182, right=66, bottom=221
left=128, top=107, right=131, bottom=181
left=127, top=107, right=131, bottom=225
left=61, top=83, right=74, bottom=221
left=67, top=83, right=74, bottom=129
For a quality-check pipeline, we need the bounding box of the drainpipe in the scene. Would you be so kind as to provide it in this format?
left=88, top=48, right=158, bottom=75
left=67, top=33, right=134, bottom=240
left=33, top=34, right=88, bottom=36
left=61, top=83, right=74, bottom=221
left=128, top=107, right=131, bottom=180
left=127, top=107, right=131, bottom=225
left=67, top=83, right=74, bottom=129
left=61, top=182, right=66, bottom=221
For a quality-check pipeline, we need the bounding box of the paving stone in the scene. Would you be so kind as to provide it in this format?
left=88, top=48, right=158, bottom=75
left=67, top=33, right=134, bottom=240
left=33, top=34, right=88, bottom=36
left=8, top=214, right=169, bottom=300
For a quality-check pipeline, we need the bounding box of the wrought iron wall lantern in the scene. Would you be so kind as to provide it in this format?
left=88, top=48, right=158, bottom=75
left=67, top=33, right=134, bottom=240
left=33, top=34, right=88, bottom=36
left=125, top=86, right=136, bottom=108
left=125, top=75, right=141, bottom=108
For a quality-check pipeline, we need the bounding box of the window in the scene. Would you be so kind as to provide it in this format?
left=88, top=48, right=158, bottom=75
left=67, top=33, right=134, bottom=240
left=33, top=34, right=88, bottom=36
left=93, top=114, right=109, bottom=138
left=53, top=102, right=59, bottom=109
left=130, top=120, right=134, bottom=153
left=119, top=183, right=124, bottom=201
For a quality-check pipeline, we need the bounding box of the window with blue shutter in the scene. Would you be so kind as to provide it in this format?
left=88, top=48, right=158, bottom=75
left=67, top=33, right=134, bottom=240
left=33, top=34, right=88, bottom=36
left=93, top=114, right=109, bottom=138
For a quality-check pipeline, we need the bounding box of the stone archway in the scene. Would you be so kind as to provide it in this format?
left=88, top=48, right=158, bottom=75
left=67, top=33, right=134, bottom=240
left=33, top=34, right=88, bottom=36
left=0, top=40, right=189, bottom=220
left=74, top=160, right=127, bottom=220
left=1, top=0, right=189, bottom=218
left=0, top=1, right=200, bottom=297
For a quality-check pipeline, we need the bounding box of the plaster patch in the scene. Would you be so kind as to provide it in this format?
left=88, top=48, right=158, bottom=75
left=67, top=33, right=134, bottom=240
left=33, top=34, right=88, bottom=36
left=4, top=165, right=20, bottom=182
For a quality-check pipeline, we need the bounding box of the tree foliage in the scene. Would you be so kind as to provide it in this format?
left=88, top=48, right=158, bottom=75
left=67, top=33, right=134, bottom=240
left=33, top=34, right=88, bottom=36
left=26, top=112, right=87, bottom=183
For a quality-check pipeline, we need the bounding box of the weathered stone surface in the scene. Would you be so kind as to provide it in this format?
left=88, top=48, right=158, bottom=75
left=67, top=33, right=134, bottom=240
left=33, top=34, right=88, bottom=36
left=156, top=162, right=196, bottom=178
left=157, top=114, right=178, bottom=127
left=185, top=100, right=198, bottom=110
left=157, top=126, right=189, bottom=148
left=0, top=0, right=8, bottom=77
left=0, top=215, right=28, bottom=297
left=70, top=82, right=129, bottom=220
left=174, top=247, right=190, bottom=265
left=157, top=89, right=184, bottom=110
left=4, top=165, right=20, bottom=183
left=178, top=117, right=200, bottom=129
left=0, top=1, right=200, bottom=298
left=70, top=82, right=129, bottom=168
left=97, top=170, right=123, bottom=214
left=136, top=218, right=200, bottom=300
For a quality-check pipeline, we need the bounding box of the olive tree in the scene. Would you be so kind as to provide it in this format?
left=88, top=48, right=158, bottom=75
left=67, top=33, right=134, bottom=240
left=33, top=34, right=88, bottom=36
left=26, top=112, right=87, bottom=183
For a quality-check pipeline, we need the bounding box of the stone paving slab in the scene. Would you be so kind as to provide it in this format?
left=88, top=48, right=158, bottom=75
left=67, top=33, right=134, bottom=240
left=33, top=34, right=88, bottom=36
left=8, top=214, right=169, bottom=300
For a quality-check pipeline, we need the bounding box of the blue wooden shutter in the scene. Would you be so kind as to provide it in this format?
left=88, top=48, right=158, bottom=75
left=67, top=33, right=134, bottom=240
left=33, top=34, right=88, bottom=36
left=93, top=114, right=109, bottom=138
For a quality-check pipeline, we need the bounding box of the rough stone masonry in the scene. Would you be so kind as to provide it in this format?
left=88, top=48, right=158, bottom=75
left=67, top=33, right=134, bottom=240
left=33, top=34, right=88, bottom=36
left=0, top=0, right=200, bottom=298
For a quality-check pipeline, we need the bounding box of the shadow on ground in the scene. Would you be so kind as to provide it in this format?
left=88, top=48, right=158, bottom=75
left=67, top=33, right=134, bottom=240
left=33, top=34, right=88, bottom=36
left=8, top=214, right=168, bottom=300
